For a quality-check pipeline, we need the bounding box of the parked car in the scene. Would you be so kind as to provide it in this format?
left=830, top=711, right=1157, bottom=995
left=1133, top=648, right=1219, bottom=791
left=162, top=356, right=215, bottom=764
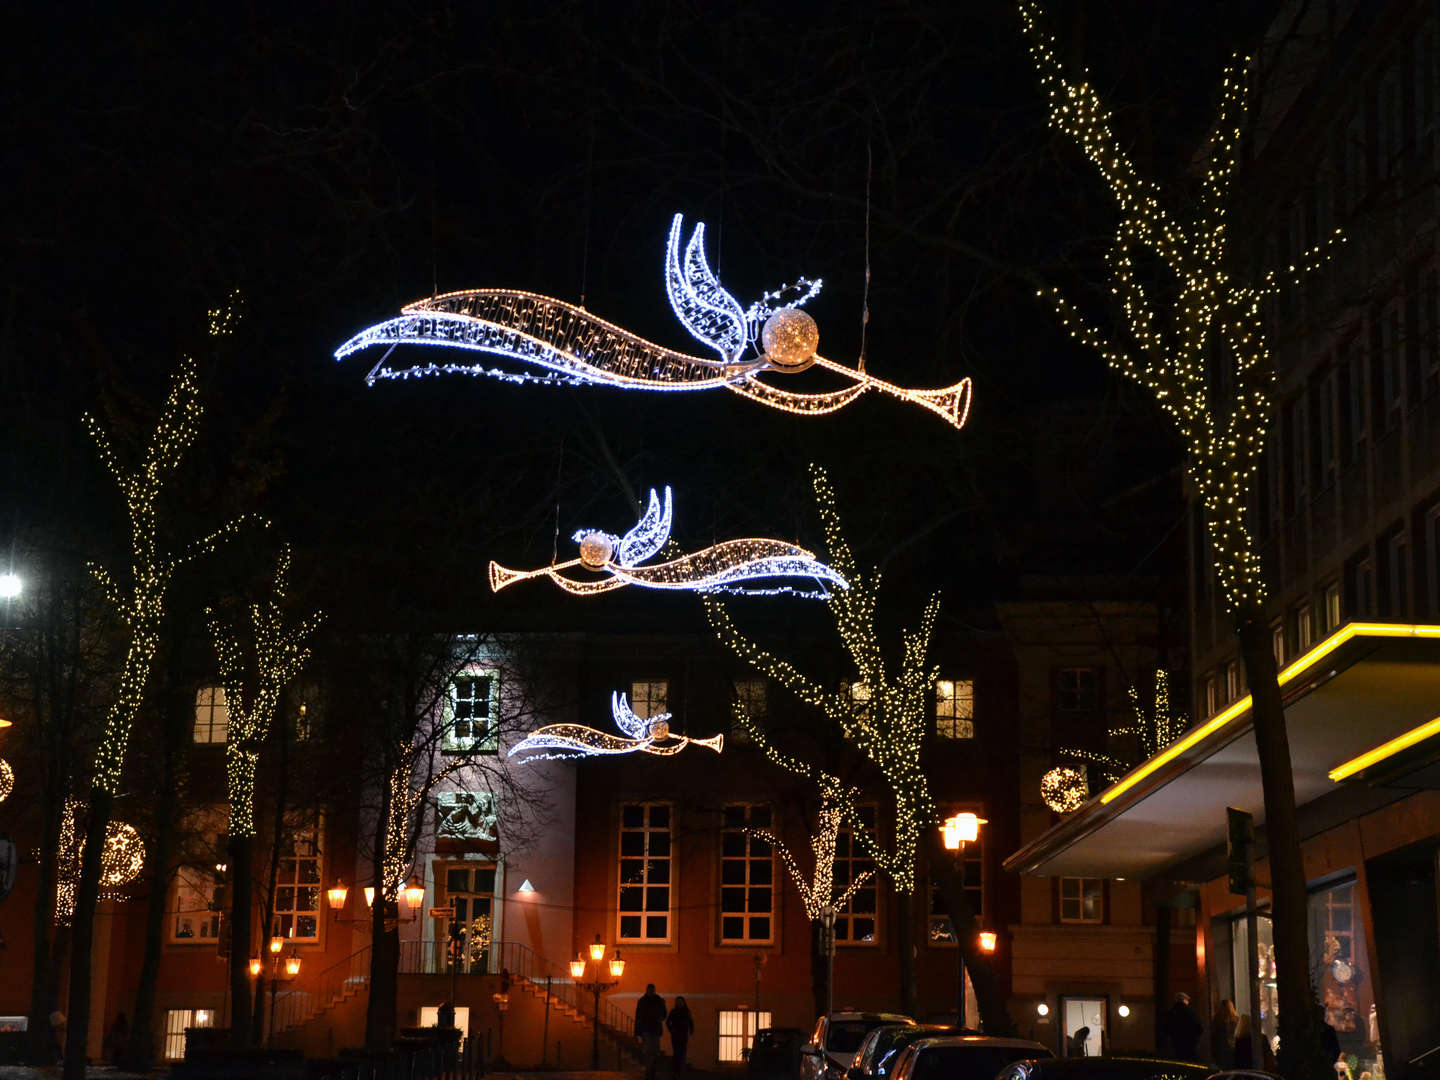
left=747, top=1027, right=807, bottom=1079
left=994, top=1058, right=1282, bottom=1080
left=888, top=1035, right=1052, bottom=1080
left=801, top=1012, right=917, bottom=1080
left=849, top=1024, right=973, bottom=1080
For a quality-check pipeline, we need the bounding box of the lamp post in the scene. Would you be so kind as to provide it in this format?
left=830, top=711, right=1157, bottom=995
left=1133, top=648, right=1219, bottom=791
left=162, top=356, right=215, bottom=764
left=492, top=990, right=510, bottom=1065
left=570, top=934, right=624, bottom=1069
left=327, top=876, right=424, bottom=929
left=252, top=934, right=302, bottom=1047
left=940, top=812, right=987, bottom=1029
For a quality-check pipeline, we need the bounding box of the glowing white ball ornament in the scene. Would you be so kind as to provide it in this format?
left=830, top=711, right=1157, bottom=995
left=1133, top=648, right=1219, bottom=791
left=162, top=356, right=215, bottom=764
left=761, top=308, right=819, bottom=372
left=1040, top=766, right=1089, bottom=813
left=578, top=532, right=615, bottom=570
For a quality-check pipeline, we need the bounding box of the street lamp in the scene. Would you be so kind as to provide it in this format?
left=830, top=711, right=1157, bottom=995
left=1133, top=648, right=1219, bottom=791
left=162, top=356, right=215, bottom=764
left=334, top=880, right=420, bottom=927
left=938, top=812, right=987, bottom=1028
left=0, top=573, right=22, bottom=600
left=251, top=937, right=302, bottom=1046
left=404, top=877, right=425, bottom=913
left=570, top=938, right=623, bottom=1068
left=327, top=878, right=349, bottom=912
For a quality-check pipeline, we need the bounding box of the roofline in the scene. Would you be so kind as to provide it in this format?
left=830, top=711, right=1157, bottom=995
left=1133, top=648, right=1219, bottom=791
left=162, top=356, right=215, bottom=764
left=1004, top=621, right=1440, bottom=876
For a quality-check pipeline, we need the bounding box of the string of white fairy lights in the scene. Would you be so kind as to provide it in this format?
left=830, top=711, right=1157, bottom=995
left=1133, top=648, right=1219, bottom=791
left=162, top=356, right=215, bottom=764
left=747, top=795, right=873, bottom=921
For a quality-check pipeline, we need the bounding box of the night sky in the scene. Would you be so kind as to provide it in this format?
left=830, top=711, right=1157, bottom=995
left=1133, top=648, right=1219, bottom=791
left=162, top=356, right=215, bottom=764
left=0, top=1, right=1277, bottom=635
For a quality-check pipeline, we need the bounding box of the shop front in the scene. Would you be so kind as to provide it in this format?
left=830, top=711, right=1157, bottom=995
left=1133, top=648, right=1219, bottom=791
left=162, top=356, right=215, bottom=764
left=1005, top=623, right=1440, bottom=1078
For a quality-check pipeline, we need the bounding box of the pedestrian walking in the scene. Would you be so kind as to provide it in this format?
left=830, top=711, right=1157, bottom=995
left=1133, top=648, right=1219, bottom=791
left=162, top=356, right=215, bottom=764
left=1162, top=992, right=1203, bottom=1061
left=1211, top=999, right=1238, bottom=1067
left=635, top=982, right=668, bottom=1080
left=667, top=996, right=695, bottom=1076
left=1067, top=1026, right=1090, bottom=1058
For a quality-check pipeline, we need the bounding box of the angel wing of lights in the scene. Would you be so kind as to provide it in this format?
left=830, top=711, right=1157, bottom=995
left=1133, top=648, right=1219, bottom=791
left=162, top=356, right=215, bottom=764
left=333, top=213, right=973, bottom=429
left=509, top=691, right=724, bottom=762
left=490, top=486, right=849, bottom=599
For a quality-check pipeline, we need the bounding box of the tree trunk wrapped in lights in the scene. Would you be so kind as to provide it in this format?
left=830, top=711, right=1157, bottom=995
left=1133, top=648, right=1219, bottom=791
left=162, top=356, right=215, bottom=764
left=64, top=294, right=262, bottom=1080
left=706, top=465, right=1008, bottom=1024
left=208, top=546, right=322, bottom=1049
left=1016, top=5, right=1339, bottom=1075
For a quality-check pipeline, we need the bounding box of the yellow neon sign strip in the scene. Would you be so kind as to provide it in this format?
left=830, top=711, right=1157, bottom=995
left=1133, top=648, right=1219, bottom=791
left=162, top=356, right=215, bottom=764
left=1328, top=715, right=1440, bottom=781
left=1098, top=622, right=1440, bottom=805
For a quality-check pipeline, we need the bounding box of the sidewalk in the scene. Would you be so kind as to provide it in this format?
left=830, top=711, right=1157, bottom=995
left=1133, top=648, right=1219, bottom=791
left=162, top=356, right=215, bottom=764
left=0, top=1068, right=154, bottom=1080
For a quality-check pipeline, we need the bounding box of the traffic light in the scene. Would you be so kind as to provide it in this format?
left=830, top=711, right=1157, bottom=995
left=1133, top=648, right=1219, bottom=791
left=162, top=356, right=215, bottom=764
left=1226, top=806, right=1253, bottom=896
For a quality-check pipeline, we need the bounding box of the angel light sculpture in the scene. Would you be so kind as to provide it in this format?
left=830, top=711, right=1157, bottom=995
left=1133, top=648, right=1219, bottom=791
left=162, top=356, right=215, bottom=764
left=509, top=691, right=724, bottom=761
left=488, top=486, right=848, bottom=598
left=335, top=214, right=972, bottom=428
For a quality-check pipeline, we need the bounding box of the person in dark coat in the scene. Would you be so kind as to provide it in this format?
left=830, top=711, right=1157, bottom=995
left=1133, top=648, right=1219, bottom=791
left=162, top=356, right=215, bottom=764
left=635, top=983, right=668, bottom=1080
left=667, top=996, right=695, bottom=1076
left=1162, top=993, right=1203, bottom=1061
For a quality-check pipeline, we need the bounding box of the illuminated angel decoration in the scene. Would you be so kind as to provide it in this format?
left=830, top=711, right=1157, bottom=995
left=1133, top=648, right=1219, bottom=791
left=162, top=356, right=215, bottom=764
left=509, top=691, right=724, bottom=761
left=335, top=213, right=972, bottom=429
left=488, top=485, right=849, bottom=599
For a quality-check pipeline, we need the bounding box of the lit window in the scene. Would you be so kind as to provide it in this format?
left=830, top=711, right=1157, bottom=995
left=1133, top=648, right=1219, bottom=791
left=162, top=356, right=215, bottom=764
left=170, top=862, right=226, bottom=943
left=1296, top=603, right=1314, bottom=652
left=834, top=806, right=878, bottom=946
left=717, top=1009, right=772, bottom=1063
left=1204, top=675, right=1218, bottom=718
left=618, top=803, right=671, bottom=942
left=273, top=816, right=321, bottom=942
left=1056, top=669, right=1098, bottom=712
left=194, top=686, right=228, bottom=744
left=1324, top=581, right=1342, bottom=631
left=935, top=679, right=975, bottom=739
left=629, top=679, right=669, bottom=720
left=444, top=671, right=499, bottom=754
left=720, top=805, right=774, bottom=944
left=418, top=1005, right=471, bottom=1039
left=1271, top=623, right=1286, bottom=667
left=163, top=1009, right=213, bottom=1061
left=1059, top=878, right=1104, bottom=924
left=1224, top=662, right=1239, bottom=704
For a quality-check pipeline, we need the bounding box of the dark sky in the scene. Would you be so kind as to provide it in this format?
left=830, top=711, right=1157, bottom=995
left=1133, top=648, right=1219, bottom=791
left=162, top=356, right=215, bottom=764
left=0, top=1, right=1276, bottom=632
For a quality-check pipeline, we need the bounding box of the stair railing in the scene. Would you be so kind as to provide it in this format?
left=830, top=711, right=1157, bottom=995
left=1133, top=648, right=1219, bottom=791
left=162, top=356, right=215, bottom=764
left=270, top=943, right=372, bottom=1037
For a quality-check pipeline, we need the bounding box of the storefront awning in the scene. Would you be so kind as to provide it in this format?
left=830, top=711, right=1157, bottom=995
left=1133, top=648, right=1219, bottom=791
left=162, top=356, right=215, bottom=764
left=1004, top=623, right=1440, bottom=880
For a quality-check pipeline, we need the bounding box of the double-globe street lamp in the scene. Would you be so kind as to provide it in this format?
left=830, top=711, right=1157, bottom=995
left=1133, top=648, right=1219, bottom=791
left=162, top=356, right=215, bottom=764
left=250, top=933, right=302, bottom=1047
left=940, top=812, right=998, bottom=1029
left=570, top=933, right=625, bottom=1069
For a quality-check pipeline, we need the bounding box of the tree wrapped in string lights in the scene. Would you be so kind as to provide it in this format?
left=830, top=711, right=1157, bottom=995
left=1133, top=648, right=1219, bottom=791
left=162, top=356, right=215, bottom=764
left=208, top=545, right=322, bottom=1048
left=1017, top=4, right=1339, bottom=1074
left=705, top=465, right=940, bottom=1013
left=65, top=293, right=261, bottom=1080
left=1051, top=669, right=1182, bottom=798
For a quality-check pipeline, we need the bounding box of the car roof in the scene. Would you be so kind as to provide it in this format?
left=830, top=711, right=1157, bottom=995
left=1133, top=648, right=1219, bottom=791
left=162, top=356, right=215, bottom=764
left=830, top=1013, right=917, bottom=1023
left=1008, top=1057, right=1211, bottom=1078
left=908, top=1036, right=1051, bottom=1052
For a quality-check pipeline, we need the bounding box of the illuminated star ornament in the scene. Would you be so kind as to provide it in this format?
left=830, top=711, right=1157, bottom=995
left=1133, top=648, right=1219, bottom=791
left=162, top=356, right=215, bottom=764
left=335, top=213, right=972, bottom=429
left=509, top=691, right=724, bottom=762
left=488, top=486, right=849, bottom=599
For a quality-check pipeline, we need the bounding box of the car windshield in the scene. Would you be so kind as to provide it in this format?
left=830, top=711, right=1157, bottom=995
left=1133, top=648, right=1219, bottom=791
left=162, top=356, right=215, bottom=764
left=910, top=1045, right=1043, bottom=1080
left=866, top=1027, right=954, bottom=1075
left=829, top=1020, right=896, bottom=1054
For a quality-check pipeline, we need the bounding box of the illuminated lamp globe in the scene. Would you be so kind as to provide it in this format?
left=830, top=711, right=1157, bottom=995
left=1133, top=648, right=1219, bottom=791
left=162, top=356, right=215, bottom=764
left=578, top=532, right=615, bottom=570
left=1117, top=1004, right=1131, bottom=1019
left=648, top=718, right=671, bottom=740
left=285, top=950, right=301, bottom=977
left=1036, top=1002, right=1050, bottom=1017
left=570, top=956, right=587, bottom=979
left=978, top=930, right=997, bottom=953
left=589, top=933, right=606, bottom=962
left=404, top=877, right=425, bottom=911
left=609, top=949, right=626, bottom=978
left=248, top=955, right=262, bottom=978
left=0, top=758, right=13, bottom=804
left=761, top=308, right=819, bottom=372
left=1040, top=766, right=1088, bottom=814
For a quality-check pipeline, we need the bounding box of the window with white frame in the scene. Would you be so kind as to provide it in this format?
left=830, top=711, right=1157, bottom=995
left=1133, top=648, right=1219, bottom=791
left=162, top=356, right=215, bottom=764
left=618, top=803, right=671, bottom=942
left=444, top=671, right=500, bottom=753
left=273, top=816, right=321, bottom=942
left=193, top=686, right=228, bottom=744
left=1355, top=555, right=1376, bottom=619
left=929, top=827, right=983, bottom=945
left=731, top=678, right=767, bottom=744
left=1271, top=622, right=1286, bottom=667
left=1297, top=602, right=1315, bottom=652
left=1056, top=668, right=1098, bottom=712
left=163, top=1009, right=214, bottom=1061
left=1059, top=878, right=1104, bottom=923
left=1204, top=674, right=1218, bottom=718
left=170, top=862, right=226, bottom=942
left=629, top=679, right=669, bottom=720
left=834, top=805, right=878, bottom=945
left=1224, top=662, right=1239, bottom=704
left=935, top=679, right=975, bottom=739
left=1324, top=580, right=1342, bottom=631
left=718, top=1009, right=773, bottom=1063
left=720, top=804, right=774, bottom=944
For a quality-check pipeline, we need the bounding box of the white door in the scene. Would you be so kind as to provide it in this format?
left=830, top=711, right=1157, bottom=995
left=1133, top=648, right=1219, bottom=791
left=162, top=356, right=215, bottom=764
left=1061, top=996, right=1105, bottom=1057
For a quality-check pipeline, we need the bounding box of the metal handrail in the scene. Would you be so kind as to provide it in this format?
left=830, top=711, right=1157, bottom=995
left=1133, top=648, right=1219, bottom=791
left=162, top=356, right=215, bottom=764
left=271, top=944, right=372, bottom=1036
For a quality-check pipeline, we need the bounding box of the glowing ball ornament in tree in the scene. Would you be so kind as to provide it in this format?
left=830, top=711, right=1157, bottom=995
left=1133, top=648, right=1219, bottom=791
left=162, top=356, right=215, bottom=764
left=1040, top=766, right=1088, bottom=813
left=578, top=532, right=616, bottom=570
left=762, top=309, right=820, bottom=372
left=100, top=821, right=145, bottom=888
left=0, top=758, right=12, bottom=803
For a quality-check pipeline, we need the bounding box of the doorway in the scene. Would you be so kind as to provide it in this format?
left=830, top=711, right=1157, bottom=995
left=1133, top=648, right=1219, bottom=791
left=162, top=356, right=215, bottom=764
left=1059, top=996, right=1106, bottom=1057
left=438, top=862, right=497, bottom=974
